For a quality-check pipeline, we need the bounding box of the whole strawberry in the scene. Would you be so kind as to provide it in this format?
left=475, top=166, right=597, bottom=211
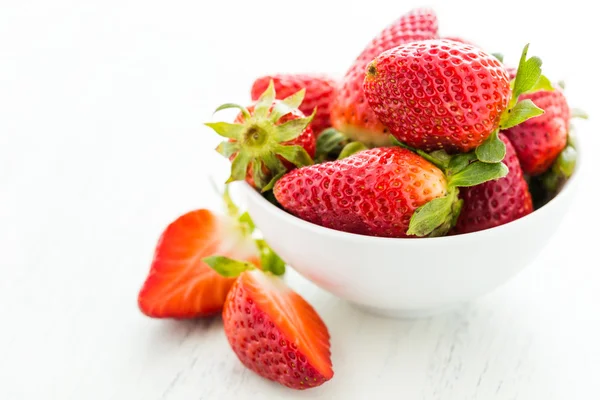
left=202, top=261, right=333, bottom=390
left=274, top=146, right=508, bottom=238
left=454, top=134, right=533, bottom=234
left=330, top=8, right=439, bottom=147
left=364, top=39, right=511, bottom=153
left=206, top=81, right=316, bottom=191
left=502, top=86, right=570, bottom=175
left=251, top=74, right=337, bottom=135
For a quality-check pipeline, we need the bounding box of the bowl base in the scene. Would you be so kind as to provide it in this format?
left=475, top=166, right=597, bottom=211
left=353, top=302, right=461, bottom=319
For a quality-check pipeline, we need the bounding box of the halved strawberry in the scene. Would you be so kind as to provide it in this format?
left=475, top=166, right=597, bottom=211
left=138, top=209, right=260, bottom=318
left=204, top=259, right=333, bottom=389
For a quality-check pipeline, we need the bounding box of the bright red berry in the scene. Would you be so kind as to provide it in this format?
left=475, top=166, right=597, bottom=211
left=364, top=39, right=511, bottom=153
left=138, top=210, right=259, bottom=318
left=330, top=8, right=439, bottom=147
left=222, top=270, right=333, bottom=390
left=454, top=134, right=533, bottom=234
left=274, top=147, right=448, bottom=238
left=502, top=88, right=570, bottom=175
left=251, top=74, right=337, bottom=135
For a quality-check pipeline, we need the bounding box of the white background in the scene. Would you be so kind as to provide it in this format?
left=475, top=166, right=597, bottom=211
left=2, top=0, right=600, bottom=399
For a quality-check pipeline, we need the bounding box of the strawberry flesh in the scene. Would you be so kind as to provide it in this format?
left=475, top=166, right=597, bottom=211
left=138, top=210, right=259, bottom=318
left=223, top=270, right=333, bottom=390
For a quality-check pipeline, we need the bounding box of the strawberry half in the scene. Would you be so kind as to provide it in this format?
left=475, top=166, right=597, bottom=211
left=138, top=209, right=260, bottom=318
left=206, top=81, right=316, bottom=191
left=203, top=259, right=333, bottom=390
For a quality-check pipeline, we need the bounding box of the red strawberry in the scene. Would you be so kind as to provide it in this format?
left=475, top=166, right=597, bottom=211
left=454, top=134, right=533, bottom=234
left=274, top=146, right=508, bottom=237
left=138, top=209, right=260, bottom=318
left=221, top=269, right=333, bottom=389
left=330, top=8, right=439, bottom=147
left=206, top=81, right=316, bottom=191
left=251, top=74, right=337, bottom=135
left=502, top=87, right=570, bottom=175
left=364, top=39, right=511, bottom=153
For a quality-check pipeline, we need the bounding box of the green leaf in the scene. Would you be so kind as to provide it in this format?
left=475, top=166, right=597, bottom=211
left=274, top=108, right=316, bottom=142
left=557, top=80, right=566, bottom=89
left=407, top=188, right=458, bottom=237
left=262, top=152, right=287, bottom=176
left=270, top=89, right=306, bottom=122
left=203, top=256, right=255, bottom=277
left=570, top=108, right=589, bottom=119
left=315, top=128, right=349, bottom=162
left=528, top=74, right=554, bottom=93
left=448, top=152, right=476, bottom=174
left=274, top=145, right=314, bottom=168
left=553, top=145, right=577, bottom=178
left=215, top=141, right=240, bottom=158
left=511, top=44, right=543, bottom=107
left=261, top=170, right=286, bottom=192
left=389, top=135, right=411, bottom=148
left=475, top=130, right=506, bottom=163
left=256, top=239, right=286, bottom=276
left=238, top=211, right=256, bottom=234
left=427, top=149, right=452, bottom=169
left=254, top=80, right=276, bottom=119
left=338, top=142, right=368, bottom=159
left=500, top=99, right=544, bottom=129
left=205, top=122, right=245, bottom=140
left=491, top=53, right=504, bottom=63
left=227, top=152, right=252, bottom=183
left=251, top=160, right=268, bottom=189
left=448, top=161, right=508, bottom=188
left=222, top=184, right=239, bottom=218
left=214, top=103, right=251, bottom=120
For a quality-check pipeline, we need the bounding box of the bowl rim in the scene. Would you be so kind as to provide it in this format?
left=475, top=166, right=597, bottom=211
left=240, top=146, right=580, bottom=244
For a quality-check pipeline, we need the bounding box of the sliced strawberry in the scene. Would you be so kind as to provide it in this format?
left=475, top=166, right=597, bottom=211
left=138, top=209, right=259, bottom=318
left=221, top=269, right=333, bottom=389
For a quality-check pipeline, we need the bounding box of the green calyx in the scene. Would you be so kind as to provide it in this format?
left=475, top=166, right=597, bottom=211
left=205, top=80, right=315, bottom=191
left=203, top=241, right=286, bottom=278
left=315, top=128, right=350, bottom=162
left=393, top=139, right=509, bottom=237
left=474, top=44, right=551, bottom=165
left=203, top=183, right=286, bottom=278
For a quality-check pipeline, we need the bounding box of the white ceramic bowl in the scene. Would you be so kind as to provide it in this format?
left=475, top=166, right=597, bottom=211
left=239, top=166, right=579, bottom=318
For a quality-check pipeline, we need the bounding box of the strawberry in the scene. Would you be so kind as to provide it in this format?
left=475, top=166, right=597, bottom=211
left=202, top=259, right=333, bottom=390
left=454, top=134, right=533, bottom=234
left=273, top=146, right=508, bottom=238
left=364, top=39, right=511, bottom=153
left=251, top=74, right=337, bottom=135
left=364, top=41, right=551, bottom=166
left=502, top=86, right=570, bottom=175
left=206, top=81, right=316, bottom=191
left=137, top=209, right=259, bottom=318
left=330, top=8, right=439, bottom=147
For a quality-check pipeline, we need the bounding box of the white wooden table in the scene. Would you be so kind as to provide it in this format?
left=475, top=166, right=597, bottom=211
left=2, top=1, right=600, bottom=399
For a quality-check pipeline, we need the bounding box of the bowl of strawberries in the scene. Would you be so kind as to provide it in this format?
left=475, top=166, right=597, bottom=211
left=205, top=14, right=583, bottom=317
left=138, top=7, right=585, bottom=390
